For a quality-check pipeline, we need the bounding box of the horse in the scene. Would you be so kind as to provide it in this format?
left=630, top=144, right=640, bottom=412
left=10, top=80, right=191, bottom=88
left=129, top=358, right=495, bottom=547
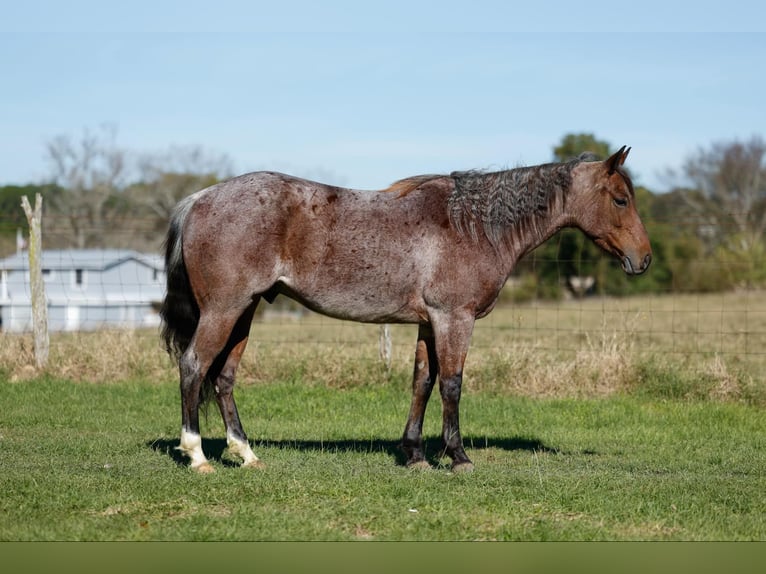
left=160, top=146, right=651, bottom=473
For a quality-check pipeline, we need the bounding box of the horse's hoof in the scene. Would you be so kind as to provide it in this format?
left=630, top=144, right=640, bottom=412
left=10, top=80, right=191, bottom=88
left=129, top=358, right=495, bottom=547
left=193, top=462, right=215, bottom=474
left=406, top=460, right=432, bottom=471
left=242, top=459, right=266, bottom=469
left=451, top=462, right=474, bottom=473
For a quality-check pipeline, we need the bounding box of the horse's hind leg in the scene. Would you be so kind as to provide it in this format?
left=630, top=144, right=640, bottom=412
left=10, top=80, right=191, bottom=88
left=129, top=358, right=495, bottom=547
left=178, top=343, right=214, bottom=473
left=401, top=324, right=438, bottom=469
left=212, top=300, right=264, bottom=468
left=178, top=306, right=251, bottom=473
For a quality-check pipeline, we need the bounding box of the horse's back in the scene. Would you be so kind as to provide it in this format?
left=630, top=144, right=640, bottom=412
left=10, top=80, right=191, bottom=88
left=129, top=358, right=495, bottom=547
left=180, top=171, right=457, bottom=322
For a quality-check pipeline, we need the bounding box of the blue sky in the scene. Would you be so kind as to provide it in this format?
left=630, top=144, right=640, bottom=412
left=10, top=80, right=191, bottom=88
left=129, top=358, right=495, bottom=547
left=2, top=1, right=764, bottom=191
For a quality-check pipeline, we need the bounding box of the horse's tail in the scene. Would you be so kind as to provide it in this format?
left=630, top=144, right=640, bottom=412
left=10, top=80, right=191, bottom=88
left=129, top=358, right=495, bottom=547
left=160, top=192, right=202, bottom=360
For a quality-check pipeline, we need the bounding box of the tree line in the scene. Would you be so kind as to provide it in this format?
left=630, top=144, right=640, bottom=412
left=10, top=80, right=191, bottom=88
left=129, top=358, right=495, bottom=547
left=1, top=128, right=764, bottom=298
left=0, top=125, right=232, bottom=255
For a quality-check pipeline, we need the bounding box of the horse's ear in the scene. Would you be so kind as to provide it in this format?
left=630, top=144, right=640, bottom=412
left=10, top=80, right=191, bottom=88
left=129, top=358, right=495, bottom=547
left=606, top=145, right=629, bottom=174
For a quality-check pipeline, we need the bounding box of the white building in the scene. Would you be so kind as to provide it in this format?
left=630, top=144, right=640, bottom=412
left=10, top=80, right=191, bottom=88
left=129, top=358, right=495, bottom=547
left=0, top=249, right=165, bottom=332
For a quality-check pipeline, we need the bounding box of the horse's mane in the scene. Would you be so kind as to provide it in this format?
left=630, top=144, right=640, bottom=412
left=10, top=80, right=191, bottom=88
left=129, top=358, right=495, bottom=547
left=448, top=160, right=579, bottom=247
left=381, top=174, right=444, bottom=198
left=381, top=154, right=610, bottom=249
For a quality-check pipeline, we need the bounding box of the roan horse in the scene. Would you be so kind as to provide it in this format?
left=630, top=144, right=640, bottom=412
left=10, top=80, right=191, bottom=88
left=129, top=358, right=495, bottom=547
left=160, top=146, right=651, bottom=473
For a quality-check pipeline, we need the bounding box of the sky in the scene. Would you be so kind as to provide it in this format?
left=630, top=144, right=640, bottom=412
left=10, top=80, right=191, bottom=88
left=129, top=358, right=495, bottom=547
left=1, top=1, right=765, bottom=192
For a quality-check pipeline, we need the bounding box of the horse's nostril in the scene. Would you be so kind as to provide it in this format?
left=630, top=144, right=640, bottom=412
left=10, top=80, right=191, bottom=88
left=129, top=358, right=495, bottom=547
left=643, top=253, right=652, bottom=270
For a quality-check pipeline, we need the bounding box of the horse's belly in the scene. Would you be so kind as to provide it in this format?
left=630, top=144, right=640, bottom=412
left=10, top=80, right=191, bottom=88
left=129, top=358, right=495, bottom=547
left=275, top=278, right=423, bottom=324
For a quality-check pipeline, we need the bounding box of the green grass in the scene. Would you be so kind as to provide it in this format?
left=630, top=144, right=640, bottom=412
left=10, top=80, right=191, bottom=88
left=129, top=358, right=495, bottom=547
left=1, top=376, right=764, bottom=540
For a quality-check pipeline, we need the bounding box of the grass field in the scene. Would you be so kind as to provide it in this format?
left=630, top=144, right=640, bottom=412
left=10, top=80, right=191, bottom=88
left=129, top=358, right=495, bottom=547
left=1, top=292, right=765, bottom=540
left=1, top=378, right=764, bottom=541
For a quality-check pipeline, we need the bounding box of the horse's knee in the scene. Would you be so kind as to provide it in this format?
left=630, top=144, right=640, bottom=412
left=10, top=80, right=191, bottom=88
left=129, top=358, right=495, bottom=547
left=438, top=373, right=470, bottom=463
left=440, top=373, right=463, bottom=403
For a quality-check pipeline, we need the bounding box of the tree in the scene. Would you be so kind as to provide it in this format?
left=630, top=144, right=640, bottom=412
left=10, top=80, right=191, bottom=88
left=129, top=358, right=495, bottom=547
left=553, top=133, right=611, bottom=162
left=129, top=145, right=233, bottom=223
left=673, top=137, right=766, bottom=288
left=44, top=124, right=126, bottom=248
left=125, top=145, right=233, bottom=248
left=40, top=127, right=234, bottom=251
left=680, top=136, right=766, bottom=249
left=0, top=184, right=61, bottom=255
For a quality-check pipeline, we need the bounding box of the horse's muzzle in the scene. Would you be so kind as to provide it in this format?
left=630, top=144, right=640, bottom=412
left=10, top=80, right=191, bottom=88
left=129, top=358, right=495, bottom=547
left=622, top=253, right=652, bottom=276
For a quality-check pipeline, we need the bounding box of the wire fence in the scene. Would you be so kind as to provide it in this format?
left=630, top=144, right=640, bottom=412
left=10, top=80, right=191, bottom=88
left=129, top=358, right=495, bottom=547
left=1, top=213, right=765, bottom=373
left=247, top=290, right=766, bottom=354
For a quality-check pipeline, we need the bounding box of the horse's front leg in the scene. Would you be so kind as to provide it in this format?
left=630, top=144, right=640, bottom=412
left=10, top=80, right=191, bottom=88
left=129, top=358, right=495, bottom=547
left=401, top=324, right=438, bottom=469
left=432, top=311, right=475, bottom=472
left=438, top=371, right=473, bottom=471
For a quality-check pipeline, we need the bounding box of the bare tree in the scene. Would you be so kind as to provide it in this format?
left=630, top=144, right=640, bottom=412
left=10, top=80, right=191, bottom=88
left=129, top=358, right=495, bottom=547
left=43, top=128, right=233, bottom=250
left=681, top=136, right=766, bottom=250
left=130, top=145, right=233, bottom=224
left=45, top=124, right=126, bottom=248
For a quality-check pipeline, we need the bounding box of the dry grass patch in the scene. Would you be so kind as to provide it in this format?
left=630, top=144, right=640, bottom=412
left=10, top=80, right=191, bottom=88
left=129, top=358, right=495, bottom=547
left=1, top=291, right=764, bottom=404
left=1, top=329, right=174, bottom=383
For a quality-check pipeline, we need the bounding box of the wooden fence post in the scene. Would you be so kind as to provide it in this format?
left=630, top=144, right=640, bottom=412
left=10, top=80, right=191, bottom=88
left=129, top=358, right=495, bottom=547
left=379, top=324, right=392, bottom=373
left=21, top=194, right=49, bottom=368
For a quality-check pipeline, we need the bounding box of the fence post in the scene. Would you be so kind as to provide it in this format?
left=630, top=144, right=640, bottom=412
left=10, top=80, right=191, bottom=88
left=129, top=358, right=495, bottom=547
left=379, top=324, right=392, bottom=373
left=21, top=194, right=49, bottom=368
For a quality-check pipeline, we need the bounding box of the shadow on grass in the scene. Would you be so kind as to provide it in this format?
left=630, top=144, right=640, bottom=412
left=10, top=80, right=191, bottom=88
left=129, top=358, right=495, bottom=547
left=148, top=435, right=573, bottom=469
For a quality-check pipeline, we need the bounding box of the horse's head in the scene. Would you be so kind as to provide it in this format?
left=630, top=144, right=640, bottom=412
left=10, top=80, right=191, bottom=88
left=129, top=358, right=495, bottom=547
left=570, top=146, right=652, bottom=276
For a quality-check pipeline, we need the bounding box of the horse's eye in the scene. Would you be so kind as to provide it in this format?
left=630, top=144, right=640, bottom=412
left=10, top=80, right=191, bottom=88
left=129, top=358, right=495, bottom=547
left=613, top=197, right=629, bottom=208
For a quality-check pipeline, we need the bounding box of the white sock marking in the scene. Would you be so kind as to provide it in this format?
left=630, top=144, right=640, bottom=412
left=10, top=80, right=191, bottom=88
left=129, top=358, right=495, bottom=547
left=227, top=430, right=260, bottom=465
left=178, top=429, right=209, bottom=469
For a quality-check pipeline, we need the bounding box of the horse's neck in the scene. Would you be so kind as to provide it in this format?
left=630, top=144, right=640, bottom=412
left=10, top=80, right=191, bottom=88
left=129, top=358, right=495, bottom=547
left=499, top=193, right=572, bottom=268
